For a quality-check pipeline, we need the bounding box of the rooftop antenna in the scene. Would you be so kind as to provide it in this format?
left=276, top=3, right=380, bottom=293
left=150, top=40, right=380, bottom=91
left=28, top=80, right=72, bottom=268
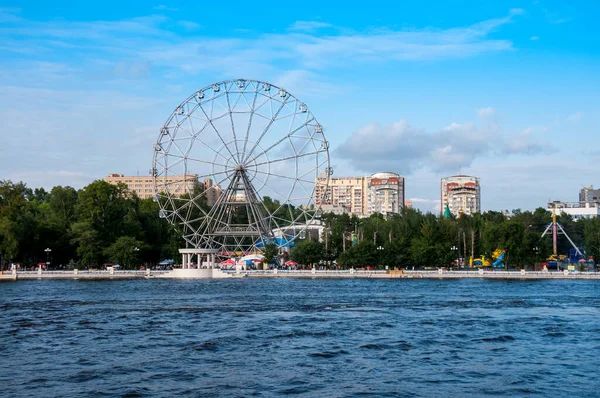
left=137, top=167, right=139, bottom=177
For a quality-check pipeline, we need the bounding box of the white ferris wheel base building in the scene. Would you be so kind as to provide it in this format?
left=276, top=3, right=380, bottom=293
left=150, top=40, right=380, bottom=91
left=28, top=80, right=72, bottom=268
left=159, top=248, right=234, bottom=279
left=159, top=268, right=234, bottom=279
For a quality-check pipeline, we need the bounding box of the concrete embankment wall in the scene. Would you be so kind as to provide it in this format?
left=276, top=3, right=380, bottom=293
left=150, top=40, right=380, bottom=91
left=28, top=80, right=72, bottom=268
left=0, top=270, right=162, bottom=281
left=2, top=269, right=600, bottom=280
left=245, top=270, right=600, bottom=280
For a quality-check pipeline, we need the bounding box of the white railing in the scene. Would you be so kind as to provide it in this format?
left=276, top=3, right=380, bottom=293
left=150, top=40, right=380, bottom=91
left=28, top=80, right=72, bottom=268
left=8, top=268, right=599, bottom=278
left=12, top=270, right=172, bottom=275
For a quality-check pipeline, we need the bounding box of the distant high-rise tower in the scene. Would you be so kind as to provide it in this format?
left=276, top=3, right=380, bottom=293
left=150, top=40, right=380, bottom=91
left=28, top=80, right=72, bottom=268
left=315, top=172, right=405, bottom=216
left=579, top=185, right=600, bottom=204
left=367, top=172, right=404, bottom=216
left=440, top=175, right=480, bottom=217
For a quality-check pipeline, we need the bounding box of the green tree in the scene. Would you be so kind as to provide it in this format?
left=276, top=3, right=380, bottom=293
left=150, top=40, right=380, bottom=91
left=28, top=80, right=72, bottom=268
left=70, top=221, right=101, bottom=266
left=104, top=236, right=145, bottom=269
left=338, top=240, right=376, bottom=268
left=290, top=239, right=324, bottom=266
left=75, top=180, right=131, bottom=244
left=262, top=243, right=278, bottom=265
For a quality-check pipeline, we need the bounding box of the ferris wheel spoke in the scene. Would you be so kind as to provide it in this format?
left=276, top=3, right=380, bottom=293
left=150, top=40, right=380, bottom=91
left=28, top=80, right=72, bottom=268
left=161, top=134, right=188, bottom=160
left=197, top=105, right=238, bottom=162
left=157, top=168, right=230, bottom=187
left=250, top=174, right=290, bottom=205
left=246, top=119, right=314, bottom=164
left=242, top=95, right=288, bottom=164
left=252, top=149, right=324, bottom=168
left=241, top=86, right=261, bottom=161
left=163, top=152, right=228, bottom=169
left=184, top=112, right=201, bottom=160
left=191, top=172, right=232, bottom=203
left=298, top=157, right=326, bottom=180
left=225, top=90, right=241, bottom=162
left=252, top=169, right=315, bottom=185
left=193, top=137, right=231, bottom=163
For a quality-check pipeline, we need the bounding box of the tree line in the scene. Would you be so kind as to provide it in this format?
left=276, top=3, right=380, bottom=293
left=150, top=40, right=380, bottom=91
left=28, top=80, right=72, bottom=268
left=290, top=207, right=600, bottom=270
left=2, top=179, right=600, bottom=270
left=0, top=180, right=179, bottom=269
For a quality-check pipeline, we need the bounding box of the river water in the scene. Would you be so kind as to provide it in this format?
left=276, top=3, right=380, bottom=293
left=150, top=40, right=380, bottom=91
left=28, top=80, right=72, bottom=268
left=1, top=278, right=599, bottom=397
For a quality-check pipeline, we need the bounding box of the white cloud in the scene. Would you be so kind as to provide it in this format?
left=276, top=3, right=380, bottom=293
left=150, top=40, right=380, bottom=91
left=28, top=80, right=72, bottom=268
left=0, top=85, right=170, bottom=189
left=543, top=8, right=573, bottom=24
left=501, top=126, right=551, bottom=155
left=530, top=36, right=539, bottom=40
left=178, top=20, right=201, bottom=31
left=112, top=60, right=151, bottom=79
left=567, top=111, right=583, bottom=123
left=335, top=116, right=555, bottom=176
left=0, top=7, right=21, bottom=23
left=477, top=107, right=496, bottom=118
left=288, top=21, right=332, bottom=32
left=0, top=9, right=522, bottom=82
left=408, top=197, right=441, bottom=213
left=335, top=119, right=494, bottom=175
left=6, top=170, right=94, bottom=189
left=153, top=5, right=178, bottom=11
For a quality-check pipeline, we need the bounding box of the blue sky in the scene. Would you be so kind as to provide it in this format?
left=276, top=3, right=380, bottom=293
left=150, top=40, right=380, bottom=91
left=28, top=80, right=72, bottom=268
left=1, top=0, right=598, bottom=213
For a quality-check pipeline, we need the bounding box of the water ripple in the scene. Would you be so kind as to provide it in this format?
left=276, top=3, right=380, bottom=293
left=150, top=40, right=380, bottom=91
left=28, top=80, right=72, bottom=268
left=1, top=278, right=598, bottom=396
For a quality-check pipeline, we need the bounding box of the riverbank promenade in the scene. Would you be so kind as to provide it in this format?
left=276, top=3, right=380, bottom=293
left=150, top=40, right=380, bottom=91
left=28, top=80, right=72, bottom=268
left=2, top=268, right=600, bottom=280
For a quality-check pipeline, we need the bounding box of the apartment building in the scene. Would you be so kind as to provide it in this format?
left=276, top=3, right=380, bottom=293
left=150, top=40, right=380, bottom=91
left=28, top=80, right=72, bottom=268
left=440, top=175, right=481, bottom=217
left=104, top=174, right=221, bottom=204
left=316, top=172, right=405, bottom=217
left=367, top=172, right=405, bottom=216
left=579, top=185, right=600, bottom=204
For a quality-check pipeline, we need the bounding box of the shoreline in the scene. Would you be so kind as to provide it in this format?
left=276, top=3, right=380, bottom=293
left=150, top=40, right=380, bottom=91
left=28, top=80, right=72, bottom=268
left=2, top=269, right=600, bottom=280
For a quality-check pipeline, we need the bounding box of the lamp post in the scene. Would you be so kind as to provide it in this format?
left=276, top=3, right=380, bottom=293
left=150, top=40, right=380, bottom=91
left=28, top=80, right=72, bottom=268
left=133, top=247, right=140, bottom=269
left=533, top=246, right=540, bottom=271
left=377, top=245, right=384, bottom=268
left=44, top=248, right=51, bottom=270
left=451, top=245, right=458, bottom=269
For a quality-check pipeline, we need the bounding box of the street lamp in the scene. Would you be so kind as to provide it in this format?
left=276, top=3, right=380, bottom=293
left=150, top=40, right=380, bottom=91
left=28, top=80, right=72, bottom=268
left=451, top=246, right=458, bottom=268
left=133, top=247, right=140, bottom=269
left=533, top=246, right=540, bottom=271
left=44, top=248, right=51, bottom=270
left=377, top=245, right=384, bottom=268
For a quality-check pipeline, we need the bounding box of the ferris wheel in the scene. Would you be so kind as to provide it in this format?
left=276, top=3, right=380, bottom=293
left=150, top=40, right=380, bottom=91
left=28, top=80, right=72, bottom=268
left=151, top=79, right=331, bottom=255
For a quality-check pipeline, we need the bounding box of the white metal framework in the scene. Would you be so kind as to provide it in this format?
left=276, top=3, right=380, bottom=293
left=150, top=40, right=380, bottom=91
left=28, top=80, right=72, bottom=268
left=152, top=79, right=330, bottom=255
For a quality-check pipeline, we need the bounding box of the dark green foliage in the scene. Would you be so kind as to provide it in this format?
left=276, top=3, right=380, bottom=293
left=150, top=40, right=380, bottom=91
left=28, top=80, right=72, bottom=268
left=104, top=236, right=146, bottom=269
left=0, top=178, right=596, bottom=269
left=290, top=239, right=324, bottom=266
left=262, top=243, right=278, bottom=265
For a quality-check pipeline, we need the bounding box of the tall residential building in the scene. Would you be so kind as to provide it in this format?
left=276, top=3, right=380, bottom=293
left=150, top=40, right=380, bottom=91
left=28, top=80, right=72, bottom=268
left=202, top=178, right=222, bottom=206
left=104, top=174, right=221, bottom=204
left=367, top=172, right=405, bottom=216
left=315, top=172, right=405, bottom=217
left=579, top=185, right=600, bottom=204
left=315, top=175, right=369, bottom=215
left=440, top=175, right=480, bottom=217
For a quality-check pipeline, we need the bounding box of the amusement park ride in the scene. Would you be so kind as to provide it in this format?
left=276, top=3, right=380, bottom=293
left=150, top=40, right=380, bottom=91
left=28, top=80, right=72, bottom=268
left=540, top=204, right=584, bottom=270
left=151, top=79, right=330, bottom=278
left=467, top=205, right=585, bottom=270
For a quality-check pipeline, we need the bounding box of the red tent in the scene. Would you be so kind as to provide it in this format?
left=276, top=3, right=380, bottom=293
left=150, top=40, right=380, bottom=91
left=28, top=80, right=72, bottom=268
left=219, top=259, right=235, bottom=265
left=285, top=260, right=297, bottom=266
